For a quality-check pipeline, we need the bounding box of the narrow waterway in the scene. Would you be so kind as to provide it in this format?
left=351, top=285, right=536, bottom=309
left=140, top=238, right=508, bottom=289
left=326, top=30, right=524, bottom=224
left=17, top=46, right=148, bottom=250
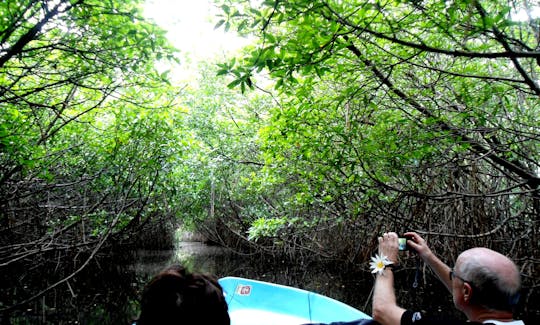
left=121, top=240, right=457, bottom=324
left=4, top=239, right=459, bottom=324
left=129, top=240, right=379, bottom=313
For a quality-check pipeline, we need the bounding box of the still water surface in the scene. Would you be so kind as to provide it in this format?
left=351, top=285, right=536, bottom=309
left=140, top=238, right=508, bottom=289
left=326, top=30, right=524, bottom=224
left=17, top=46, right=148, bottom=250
left=130, top=241, right=378, bottom=310
left=7, top=240, right=455, bottom=324
left=124, top=241, right=379, bottom=324
left=121, top=241, right=453, bottom=324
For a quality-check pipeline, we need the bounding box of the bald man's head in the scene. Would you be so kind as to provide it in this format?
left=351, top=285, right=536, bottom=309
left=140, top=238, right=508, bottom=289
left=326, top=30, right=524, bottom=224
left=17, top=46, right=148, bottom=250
left=455, top=247, right=521, bottom=312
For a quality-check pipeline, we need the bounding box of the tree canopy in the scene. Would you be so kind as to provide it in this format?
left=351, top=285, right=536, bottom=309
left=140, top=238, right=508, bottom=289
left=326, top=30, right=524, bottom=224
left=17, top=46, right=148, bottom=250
left=210, top=0, right=539, bottom=313
left=0, top=0, right=186, bottom=313
left=213, top=0, right=539, bottom=242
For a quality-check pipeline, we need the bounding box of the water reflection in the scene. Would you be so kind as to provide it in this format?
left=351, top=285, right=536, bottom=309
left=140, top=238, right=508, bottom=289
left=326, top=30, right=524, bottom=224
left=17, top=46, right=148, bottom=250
left=123, top=241, right=377, bottom=321
left=126, top=242, right=534, bottom=325
left=3, top=240, right=456, bottom=324
left=133, top=242, right=377, bottom=314
left=130, top=241, right=458, bottom=323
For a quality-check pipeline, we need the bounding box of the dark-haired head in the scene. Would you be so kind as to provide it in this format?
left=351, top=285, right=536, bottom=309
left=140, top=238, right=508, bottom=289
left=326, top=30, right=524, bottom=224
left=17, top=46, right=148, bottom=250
left=137, top=265, right=230, bottom=325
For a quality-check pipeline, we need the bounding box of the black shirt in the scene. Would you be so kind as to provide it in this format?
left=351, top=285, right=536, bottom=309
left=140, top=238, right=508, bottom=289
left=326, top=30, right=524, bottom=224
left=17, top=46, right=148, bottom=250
left=401, top=310, right=488, bottom=325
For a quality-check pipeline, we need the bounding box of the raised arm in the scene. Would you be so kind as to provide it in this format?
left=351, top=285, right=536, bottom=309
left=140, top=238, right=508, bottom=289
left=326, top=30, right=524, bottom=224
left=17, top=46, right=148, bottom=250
left=404, top=232, right=452, bottom=293
left=371, top=232, right=406, bottom=325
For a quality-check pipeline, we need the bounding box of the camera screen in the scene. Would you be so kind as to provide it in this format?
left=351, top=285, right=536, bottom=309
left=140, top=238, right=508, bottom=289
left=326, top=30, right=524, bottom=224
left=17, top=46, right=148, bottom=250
left=398, top=238, right=407, bottom=251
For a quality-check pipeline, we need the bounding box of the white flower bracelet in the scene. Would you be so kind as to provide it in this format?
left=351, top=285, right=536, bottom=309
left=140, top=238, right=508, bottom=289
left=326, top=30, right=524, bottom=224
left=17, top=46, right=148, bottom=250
left=369, top=254, right=394, bottom=275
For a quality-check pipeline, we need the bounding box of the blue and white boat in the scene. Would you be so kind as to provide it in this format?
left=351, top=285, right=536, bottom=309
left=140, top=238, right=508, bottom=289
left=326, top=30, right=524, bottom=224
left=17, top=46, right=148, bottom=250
left=218, top=277, right=373, bottom=325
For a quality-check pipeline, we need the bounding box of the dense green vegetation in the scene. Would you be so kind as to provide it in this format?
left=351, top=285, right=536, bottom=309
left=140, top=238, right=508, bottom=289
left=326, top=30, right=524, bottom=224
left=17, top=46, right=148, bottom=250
left=210, top=0, right=539, bottom=316
left=0, top=0, right=183, bottom=314
left=0, top=0, right=538, bottom=321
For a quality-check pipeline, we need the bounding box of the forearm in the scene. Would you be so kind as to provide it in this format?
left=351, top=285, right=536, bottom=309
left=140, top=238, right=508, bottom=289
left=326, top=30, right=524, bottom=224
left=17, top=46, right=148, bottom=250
left=372, top=269, right=406, bottom=325
left=421, top=250, right=452, bottom=293
left=404, top=232, right=453, bottom=293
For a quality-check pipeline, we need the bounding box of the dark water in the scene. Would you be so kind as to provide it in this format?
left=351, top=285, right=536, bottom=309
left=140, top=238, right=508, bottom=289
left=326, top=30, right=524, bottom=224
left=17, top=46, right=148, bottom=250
left=128, top=241, right=381, bottom=315
left=2, top=240, right=382, bottom=324
left=6, top=240, right=535, bottom=324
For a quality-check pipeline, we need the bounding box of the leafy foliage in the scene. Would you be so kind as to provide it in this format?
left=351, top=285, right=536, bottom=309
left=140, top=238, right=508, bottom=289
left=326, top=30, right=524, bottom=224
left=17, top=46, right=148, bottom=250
left=211, top=0, right=539, bottom=316
left=213, top=0, right=539, bottom=229
left=0, top=0, right=188, bottom=313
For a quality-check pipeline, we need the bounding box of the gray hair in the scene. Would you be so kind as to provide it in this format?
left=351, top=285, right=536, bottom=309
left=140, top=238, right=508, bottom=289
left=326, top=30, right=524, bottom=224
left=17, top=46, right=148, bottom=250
left=458, top=256, right=521, bottom=312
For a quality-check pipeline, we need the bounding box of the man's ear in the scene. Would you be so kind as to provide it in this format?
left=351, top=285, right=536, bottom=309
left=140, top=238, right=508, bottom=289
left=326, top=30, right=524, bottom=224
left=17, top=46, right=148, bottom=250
left=462, top=282, right=473, bottom=303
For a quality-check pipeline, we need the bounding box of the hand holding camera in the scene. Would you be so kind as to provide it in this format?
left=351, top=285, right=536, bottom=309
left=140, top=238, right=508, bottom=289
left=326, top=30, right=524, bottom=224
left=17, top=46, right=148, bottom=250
left=400, top=232, right=434, bottom=261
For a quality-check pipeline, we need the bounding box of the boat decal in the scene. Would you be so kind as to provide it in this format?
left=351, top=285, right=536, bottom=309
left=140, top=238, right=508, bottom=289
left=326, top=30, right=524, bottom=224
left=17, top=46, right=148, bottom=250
left=236, top=284, right=252, bottom=296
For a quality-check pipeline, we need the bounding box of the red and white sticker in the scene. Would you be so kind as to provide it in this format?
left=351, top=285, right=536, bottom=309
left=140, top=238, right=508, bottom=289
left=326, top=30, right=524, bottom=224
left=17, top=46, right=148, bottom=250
left=236, top=284, right=252, bottom=296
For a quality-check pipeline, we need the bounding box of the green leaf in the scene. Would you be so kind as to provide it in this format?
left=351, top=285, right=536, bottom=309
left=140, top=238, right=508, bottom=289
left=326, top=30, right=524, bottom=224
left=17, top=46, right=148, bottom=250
left=227, top=79, right=242, bottom=88
left=214, top=19, right=226, bottom=29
